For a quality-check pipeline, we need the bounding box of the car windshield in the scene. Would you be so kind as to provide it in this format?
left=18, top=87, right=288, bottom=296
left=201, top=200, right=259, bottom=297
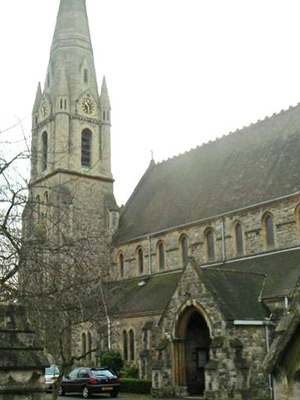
left=91, top=369, right=115, bottom=378
left=45, top=366, right=59, bottom=375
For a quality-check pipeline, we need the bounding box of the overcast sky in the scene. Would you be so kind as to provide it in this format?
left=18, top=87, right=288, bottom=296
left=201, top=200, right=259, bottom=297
left=1, top=0, right=300, bottom=205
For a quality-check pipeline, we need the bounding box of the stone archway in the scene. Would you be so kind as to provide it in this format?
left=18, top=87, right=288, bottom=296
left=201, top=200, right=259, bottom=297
left=173, top=301, right=211, bottom=396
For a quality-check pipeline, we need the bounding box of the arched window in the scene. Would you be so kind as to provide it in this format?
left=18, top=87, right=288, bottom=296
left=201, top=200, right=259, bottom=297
left=206, top=229, right=215, bottom=261
left=263, top=213, right=275, bottom=249
left=42, top=131, right=48, bottom=171
left=87, top=332, right=92, bottom=361
left=81, top=129, right=92, bottom=167
left=36, top=195, right=41, bottom=222
left=158, top=242, right=165, bottom=271
left=82, top=332, right=87, bottom=359
left=119, top=253, right=124, bottom=278
left=180, top=235, right=189, bottom=266
left=235, top=222, right=244, bottom=256
left=137, top=248, right=144, bottom=274
left=129, top=329, right=135, bottom=361
left=123, top=330, right=128, bottom=361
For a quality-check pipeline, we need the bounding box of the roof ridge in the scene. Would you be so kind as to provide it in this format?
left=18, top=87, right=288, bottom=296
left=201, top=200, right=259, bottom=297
left=156, top=101, right=300, bottom=167
left=203, top=268, right=267, bottom=278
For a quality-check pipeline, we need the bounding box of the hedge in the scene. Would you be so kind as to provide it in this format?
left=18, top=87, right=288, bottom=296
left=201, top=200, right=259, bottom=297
left=121, top=378, right=152, bottom=394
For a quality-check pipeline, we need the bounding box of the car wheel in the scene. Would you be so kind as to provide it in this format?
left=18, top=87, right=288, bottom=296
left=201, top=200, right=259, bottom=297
left=82, top=386, right=91, bottom=398
left=58, top=385, right=65, bottom=396
left=110, top=390, right=119, bottom=398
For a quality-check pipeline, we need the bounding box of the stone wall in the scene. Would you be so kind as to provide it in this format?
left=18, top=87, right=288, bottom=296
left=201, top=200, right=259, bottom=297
left=0, top=303, right=47, bottom=400
left=112, top=195, right=300, bottom=280
left=149, top=262, right=269, bottom=399
left=112, top=315, right=160, bottom=378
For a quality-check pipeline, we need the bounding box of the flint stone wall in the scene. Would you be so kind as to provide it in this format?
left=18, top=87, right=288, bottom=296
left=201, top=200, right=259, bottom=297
left=0, top=303, right=47, bottom=400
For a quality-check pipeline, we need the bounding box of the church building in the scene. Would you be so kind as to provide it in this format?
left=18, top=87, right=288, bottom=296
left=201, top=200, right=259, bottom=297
left=24, top=0, right=300, bottom=399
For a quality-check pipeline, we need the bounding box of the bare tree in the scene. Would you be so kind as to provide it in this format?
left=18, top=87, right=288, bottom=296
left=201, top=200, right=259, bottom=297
left=0, top=119, right=29, bottom=299
left=0, top=122, right=115, bottom=400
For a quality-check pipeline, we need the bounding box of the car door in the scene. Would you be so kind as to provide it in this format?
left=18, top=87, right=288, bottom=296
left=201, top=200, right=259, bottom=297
left=77, top=368, right=90, bottom=392
left=63, top=368, right=80, bottom=393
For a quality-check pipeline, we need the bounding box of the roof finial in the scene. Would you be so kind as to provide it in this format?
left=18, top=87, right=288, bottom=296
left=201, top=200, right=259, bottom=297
left=151, top=150, right=154, bottom=161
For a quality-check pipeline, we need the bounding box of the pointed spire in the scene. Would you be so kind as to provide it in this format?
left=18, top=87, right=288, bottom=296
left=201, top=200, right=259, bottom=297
left=100, top=76, right=111, bottom=109
left=51, top=0, right=93, bottom=55
left=32, top=82, right=42, bottom=113
left=46, top=0, right=99, bottom=103
left=57, top=67, right=69, bottom=95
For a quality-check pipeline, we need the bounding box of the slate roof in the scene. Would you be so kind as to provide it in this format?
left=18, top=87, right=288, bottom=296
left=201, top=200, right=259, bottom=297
left=115, top=104, right=300, bottom=243
left=213, top=248, right=300, bottom=300
left=199, top=269, right=268, bottom=320
left=105, top=271, right=181, bottom=316
left=105, top=249, right=300, bottom=321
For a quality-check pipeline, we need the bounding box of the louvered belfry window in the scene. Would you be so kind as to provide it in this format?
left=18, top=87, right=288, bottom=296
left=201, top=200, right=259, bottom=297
left=81, top=129, right=92, bottom=167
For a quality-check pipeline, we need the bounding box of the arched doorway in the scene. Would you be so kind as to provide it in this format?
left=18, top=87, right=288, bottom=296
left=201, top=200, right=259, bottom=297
left=173, top=303, right=211, bottom=396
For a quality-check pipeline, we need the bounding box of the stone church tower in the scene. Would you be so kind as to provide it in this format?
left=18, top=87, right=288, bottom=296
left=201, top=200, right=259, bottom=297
left=25, top=0, right=118, bottom=275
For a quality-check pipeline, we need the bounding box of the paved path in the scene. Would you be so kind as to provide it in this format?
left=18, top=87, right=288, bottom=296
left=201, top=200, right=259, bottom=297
left=55, top=396, right=156, bottom=400
left=50, top=394, right=154, bottom=400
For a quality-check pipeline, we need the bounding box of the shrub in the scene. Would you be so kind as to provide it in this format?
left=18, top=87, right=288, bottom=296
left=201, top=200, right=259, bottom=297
left=121, top=378, right=152, bottom=394
left=98, top=349, right=123, bottom=375
left=122, top=364, right=139, bottom=378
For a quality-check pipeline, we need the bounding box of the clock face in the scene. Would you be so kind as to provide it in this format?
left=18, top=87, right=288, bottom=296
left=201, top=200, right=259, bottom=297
left=40, top=102, right=49, bottom=118
left=81, top=98, right=94, bottom=114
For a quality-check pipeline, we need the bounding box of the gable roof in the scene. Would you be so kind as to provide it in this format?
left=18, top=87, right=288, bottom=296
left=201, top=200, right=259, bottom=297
left=199, top=268, right=268, bottom=320
left=105, top=268, right=267, bottom=321
left=212, top=248, right=300, bottom=300
left=105, top=271, right=181, bottom=317
left=115, top=104, right=300, bottom=243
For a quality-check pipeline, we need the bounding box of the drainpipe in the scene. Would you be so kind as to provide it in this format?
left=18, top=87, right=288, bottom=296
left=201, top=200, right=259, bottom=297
left=221, top=217, right=226, bottom=262
left=99, top=280, right=112, bottom=350
left=148, top=235, right=152, bottom=275
left=265, top=318, right=274, bottom=400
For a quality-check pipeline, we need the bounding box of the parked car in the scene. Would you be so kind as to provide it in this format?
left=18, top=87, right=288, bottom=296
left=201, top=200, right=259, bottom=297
left=45, top=365, right=60, bottom=391
left=58, top=367, right=121, bottom=398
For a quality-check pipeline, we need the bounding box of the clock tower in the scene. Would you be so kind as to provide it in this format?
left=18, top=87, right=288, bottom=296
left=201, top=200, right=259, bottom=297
left=25, top=0, right=118, bottom=273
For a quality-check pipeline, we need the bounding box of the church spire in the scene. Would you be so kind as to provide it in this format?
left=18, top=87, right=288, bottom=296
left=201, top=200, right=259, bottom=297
left=44, top=0, right=99, bottom=101
left=31, top=0, right=112, bottom=180
left=51, top=0, right=93, bottom=55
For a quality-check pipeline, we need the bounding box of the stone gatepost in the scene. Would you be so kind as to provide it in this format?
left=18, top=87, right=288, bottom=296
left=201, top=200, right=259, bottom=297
left=0, top=303, right=48, bottom=400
